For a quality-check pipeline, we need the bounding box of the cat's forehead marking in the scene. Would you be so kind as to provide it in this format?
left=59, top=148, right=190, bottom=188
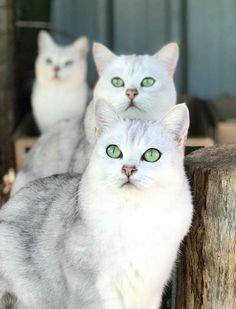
left=125, top=56, right=143, bottom=74
left=124, top=120, right=154, bottom=144
left=118, top=55, right=147, bottom=76
left=113, top=55, right=160, bottom=82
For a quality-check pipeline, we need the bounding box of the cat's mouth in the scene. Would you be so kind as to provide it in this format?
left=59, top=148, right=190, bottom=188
left=125, top=100, right=142, bottom=111
left=120, top=179, right=137, bottom=188
left=53, top=73, right=61, bottom=80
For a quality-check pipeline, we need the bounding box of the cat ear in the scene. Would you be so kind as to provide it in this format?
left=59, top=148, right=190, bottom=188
left=38, top=31, right=54, bottom=52
left=160, top=103, right=189, bottom=146
left=154, top=42, right=179, bottom=76
left=95, top=99, right=121, bottom=137
left=93, top=43, right=116, bottom=75
left=73, top=36, right=89, bottom=56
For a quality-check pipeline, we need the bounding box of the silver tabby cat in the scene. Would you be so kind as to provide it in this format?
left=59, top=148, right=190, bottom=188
left=0, top=101, right=193, bottom=309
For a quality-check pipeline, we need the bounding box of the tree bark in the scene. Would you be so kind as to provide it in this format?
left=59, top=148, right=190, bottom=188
left=176, top=144, right=236, bottom=309
left=0, top=0, right=15, bottom=179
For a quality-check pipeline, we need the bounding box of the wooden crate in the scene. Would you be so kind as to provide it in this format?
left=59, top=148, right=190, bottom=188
left=216, top=121, right=236, bottom=143
left=186, top=137, right=214, bottom=147
left=179, top=95, right=216, bottom=147
left=13, top=112, right=39, bottom=171
left=14, top=137, right=37, bottom=170
left=207, top=95, right=236, bottom=143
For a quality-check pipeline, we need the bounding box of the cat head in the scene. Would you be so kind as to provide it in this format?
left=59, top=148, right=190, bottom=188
left=35, top=31, right=89, bottom=85
left=92, top=43, right=179, bottom=120
left=89, top=100, right=189, bottom=193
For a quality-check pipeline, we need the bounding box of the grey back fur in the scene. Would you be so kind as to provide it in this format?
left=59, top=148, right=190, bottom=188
left=11, top=118, right=91, bottom=195
left=1, top=174, right=104, bottom=308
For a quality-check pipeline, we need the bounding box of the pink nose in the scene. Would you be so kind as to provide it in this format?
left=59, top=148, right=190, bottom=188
left=126, top=88, right=138, bottom=100
left=54, top=66, right=60, bottom=73
left=122, top=165, right=137, bottom=177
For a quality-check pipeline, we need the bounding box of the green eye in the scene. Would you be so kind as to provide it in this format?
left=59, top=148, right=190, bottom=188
left=45, top=58, right=53, bottom=65
left=64, top=60, right=73, bottom=67
left=111, top=77, right=125, bottom=87
left=142, top=148, right=161, bottom=162
left=106, top=144, right=123, bottom=159
left=141, top=77, right=155, bottom=87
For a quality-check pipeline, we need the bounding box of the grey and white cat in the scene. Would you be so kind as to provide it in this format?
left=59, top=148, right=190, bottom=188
left=11, top=42, right=179, bottom=194
left=0, top=101, right=193, bottom=309
left=32, top=31, right=89, bottom=133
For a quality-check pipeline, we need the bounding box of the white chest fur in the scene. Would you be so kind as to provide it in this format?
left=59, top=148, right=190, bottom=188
left=32, top=81, right=88, bottom=132
left=83, top=187, right=192, bottom=309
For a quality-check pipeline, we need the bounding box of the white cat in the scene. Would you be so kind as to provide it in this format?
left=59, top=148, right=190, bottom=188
left=12, top=42, right=179, bottom=194
left=32, top=31, right=89, bottom=133
left=0, top=101, right=193, bottom=309
left=85, top=42, right=179, bottom=143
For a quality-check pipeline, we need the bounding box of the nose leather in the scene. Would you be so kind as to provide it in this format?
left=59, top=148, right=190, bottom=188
left=54, top=66, right=60, bottom=73
left=126, top=88, right=138, bottom=100
left=122, top=165, right=137, bottom=177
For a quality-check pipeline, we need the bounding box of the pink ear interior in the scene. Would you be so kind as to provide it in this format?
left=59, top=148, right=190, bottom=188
left=154, top=42, right=179, bottom=77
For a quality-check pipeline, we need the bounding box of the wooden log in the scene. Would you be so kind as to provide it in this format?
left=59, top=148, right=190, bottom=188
left=175, top=144, right=236, bottom=309
left=0, top=0, right=15, bottom=180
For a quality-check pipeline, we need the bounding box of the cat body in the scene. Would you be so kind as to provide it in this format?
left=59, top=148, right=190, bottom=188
left=11, top=118, right=90, bottom=193
left=32, top=31, right=89, bottom=133
left=1, top=103, right=193, bottom=309
left=12, top=42, right=179, bottom=194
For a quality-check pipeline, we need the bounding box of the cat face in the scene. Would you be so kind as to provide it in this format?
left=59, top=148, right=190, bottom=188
left=35, top=31, right=89, bottom=85
left=92, top=43, right=179, bottom=120
left=91, top=100, right=189, bottom=192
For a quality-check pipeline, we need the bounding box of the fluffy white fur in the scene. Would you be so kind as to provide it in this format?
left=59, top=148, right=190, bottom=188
left=12, top=42, right=179, bottom=194
left=80, top=102, right=193, bottom=308
left=0, top=102, right=193, bottom=308
left=32, top=31, right=89, bottom=132
left=85, top=42, right=179, bottom=143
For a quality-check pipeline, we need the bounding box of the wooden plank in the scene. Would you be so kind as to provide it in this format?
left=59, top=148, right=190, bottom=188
left=113, top=0, right=184, bottom=91
left=216, top=122, right=236, bottom=143
left=113, top=0, right=167, bottom=54
left=168, top=0, right=185, bottom=92
left=0, top=0, right=15, bottom=180
left=186, top=137, right=214, bottom=147
left=176, top=144, right=236, bottom=308
left=51, top=0, right=111, bottom=84
left=187, top=0, right=236, bottom=98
